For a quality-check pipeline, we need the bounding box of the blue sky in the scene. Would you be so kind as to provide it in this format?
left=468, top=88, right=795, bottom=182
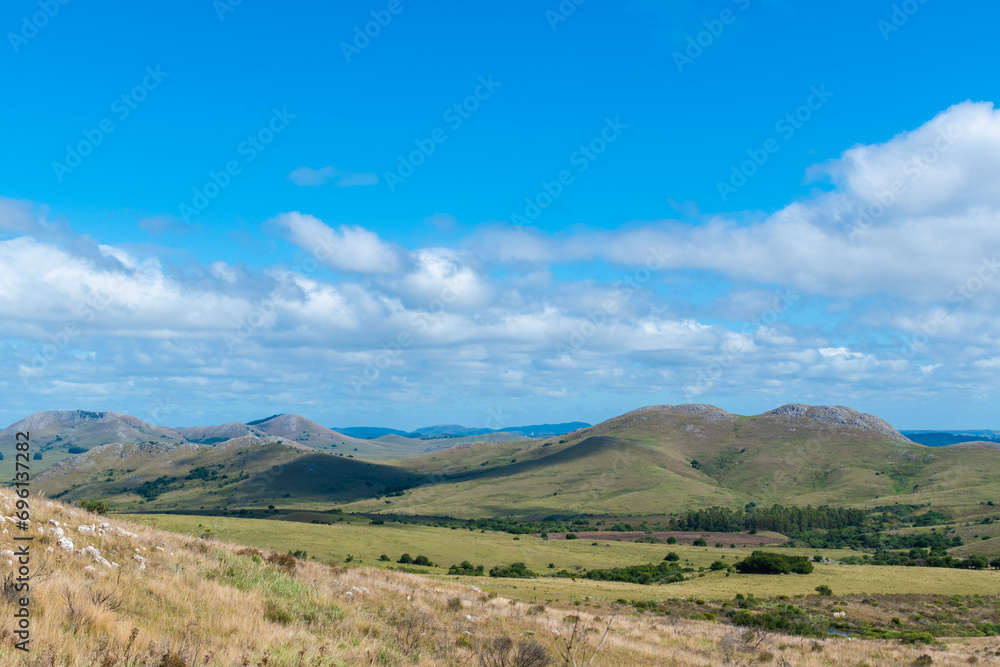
left=2, top=0, right=1000, bottom=430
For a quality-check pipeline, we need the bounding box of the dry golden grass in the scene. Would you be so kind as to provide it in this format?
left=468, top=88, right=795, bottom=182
left=0, top=492, right=997, bottom=666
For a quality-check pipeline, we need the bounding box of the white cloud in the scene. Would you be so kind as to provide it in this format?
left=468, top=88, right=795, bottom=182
left=274, top=212, right=403, bottom=274
left=287, top=166, right=378, bottom=187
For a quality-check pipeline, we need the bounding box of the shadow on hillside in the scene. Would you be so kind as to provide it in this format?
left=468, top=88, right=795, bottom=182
left=242, top=453, right=421, bottom=502
left=237, top=437, right=656, bottom=503
left=404, top=436, right=648, bottom=488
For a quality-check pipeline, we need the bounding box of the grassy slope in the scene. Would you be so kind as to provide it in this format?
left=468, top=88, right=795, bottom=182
left=36, top=438, right=418, bottom=511
left=126, top=513, right=1000, bottom=603
left=35, top=405, right=1000, bottom=522
left=9, top=499, right=992, bottom=667
left=342, top=409, right=1000, bottom=519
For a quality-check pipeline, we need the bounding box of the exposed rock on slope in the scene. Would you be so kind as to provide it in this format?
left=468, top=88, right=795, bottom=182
left=761, top=404, right=912, bottom=442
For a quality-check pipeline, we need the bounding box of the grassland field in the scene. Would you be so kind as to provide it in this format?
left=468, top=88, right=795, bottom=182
left=123, top=513, right=1000, bottom=605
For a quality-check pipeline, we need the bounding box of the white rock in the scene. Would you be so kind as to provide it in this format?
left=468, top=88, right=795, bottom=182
left=56, top=537, right=75, bottom=552
left=82, top=545, right=112, bottom=568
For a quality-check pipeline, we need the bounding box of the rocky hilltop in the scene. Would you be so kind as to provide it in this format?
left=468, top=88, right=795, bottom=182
left=760, top=404, right=911, bottom=442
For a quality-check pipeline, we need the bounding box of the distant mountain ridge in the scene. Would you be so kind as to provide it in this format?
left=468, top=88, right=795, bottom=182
left=333, top=422, right=591, bottom=440
left=0, top=410, right=588, bottom=468
left=902, top=430, right=1000, bottom=446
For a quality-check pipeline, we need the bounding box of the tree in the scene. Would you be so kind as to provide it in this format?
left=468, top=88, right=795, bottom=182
left=398, top=553, right=413, bottom=564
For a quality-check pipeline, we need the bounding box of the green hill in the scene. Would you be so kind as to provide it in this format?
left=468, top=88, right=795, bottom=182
left=37, top=435, right=417, bottom=511
left=33, top=404, right=1000, bottom=523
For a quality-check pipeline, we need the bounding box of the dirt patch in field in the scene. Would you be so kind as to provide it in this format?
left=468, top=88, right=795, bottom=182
left=542, top=531, right=786, bottom=546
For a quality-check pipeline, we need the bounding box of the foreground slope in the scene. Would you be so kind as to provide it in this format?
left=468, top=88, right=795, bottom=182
left=1, top=494, right=992, bottom=666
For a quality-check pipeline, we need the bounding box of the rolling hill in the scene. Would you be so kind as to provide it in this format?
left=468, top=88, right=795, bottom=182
left=341, top=404, right=1000, bottom=519
left=37, top=434, right=418, bottom=510
left=1, top=410, right=531, bottom=470
left=32, top=403, right=1000, bottom=522
left=0, top=409, right=185, bottom=451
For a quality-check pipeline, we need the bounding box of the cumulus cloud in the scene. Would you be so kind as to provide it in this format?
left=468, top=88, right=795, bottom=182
left=274, top=212, right=403, bottom=274
left=287, top=166, right=379, bottom=187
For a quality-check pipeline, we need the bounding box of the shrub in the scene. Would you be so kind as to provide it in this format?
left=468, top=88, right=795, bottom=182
left=489, top=562, right=537, bottom=579
left=446, top=597, right=463, bottom=611
left=565, top=533, right=578, bottom=540
left=448, top=561, right=485, bottom=576
left=709, top=560, right=728, bottom=571
left=266, top=552, right=297, bottom=570
left=692, top=537, right=707, bottom=546
left=67, top=446, right=89, bottom=454
left=815, top=585, right=833, bottom=596
left=398, top=553, right=413, bottom=564
left=912, top=655, right=933, bottom=666
left=473, top=637, right=549, bottom=667
left=378, top=554, right=390, bottom=561
left=79, top=499, right=110, bottom=515
left=263, top=600, right=293, bottom=625
left=734, top=552, right=814, bottom=575
left=412, top=555, right=434, bottom=566
left=664, top=552, right=680, bottom=562
left=666, top=536, right=677, bottom=544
